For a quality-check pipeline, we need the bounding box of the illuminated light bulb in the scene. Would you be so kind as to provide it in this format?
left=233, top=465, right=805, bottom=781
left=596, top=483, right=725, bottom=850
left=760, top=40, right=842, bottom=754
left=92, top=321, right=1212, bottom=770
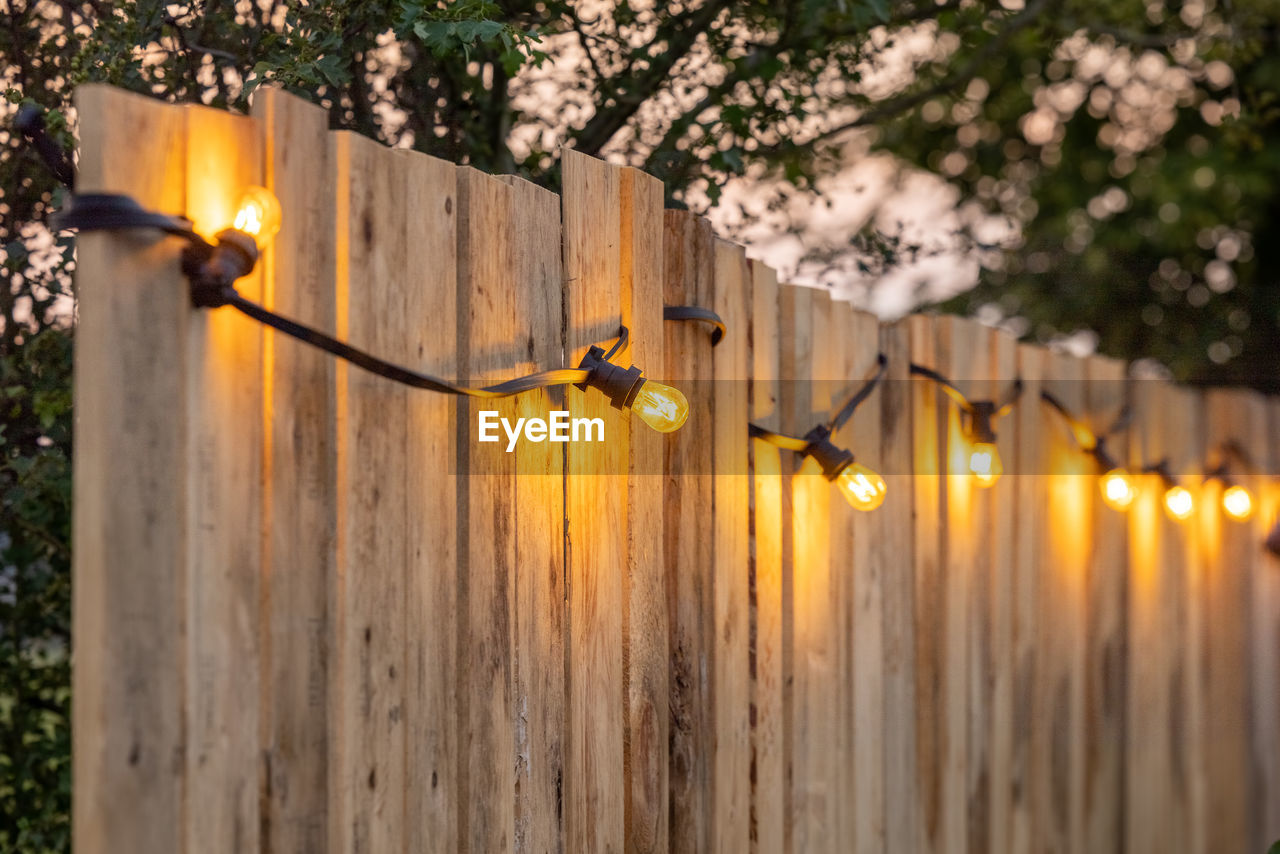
left=232, top=185, right=282, bottom=249
left=1099, top=468, right=1136, bottom=511
left=835, top=463, right=887, bottom=512
left=1221, top=484, right=1253, bottom=522
left=631, top=380, right=689, bottom=433
left=1163, top=485, right=1194, bottom=522
left=969, top=441, right=1002, bottom=487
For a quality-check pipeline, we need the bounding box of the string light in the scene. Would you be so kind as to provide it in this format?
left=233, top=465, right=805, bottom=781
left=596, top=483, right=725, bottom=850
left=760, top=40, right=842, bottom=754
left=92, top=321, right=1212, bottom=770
left=750, top=354, right=888, bottom=511
left=910, top=364, right=1022, bottom=487
left=1040, top=391, right=1135, bottom=511
left=56, top=191, right=687, bottom=432
left=1203, top=444, right=1257, bottom=523
left=1144, top=460, right=1195, bottom=523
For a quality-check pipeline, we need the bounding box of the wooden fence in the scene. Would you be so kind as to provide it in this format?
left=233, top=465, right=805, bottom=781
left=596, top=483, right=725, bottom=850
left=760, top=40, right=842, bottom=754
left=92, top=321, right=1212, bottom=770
left=72, top=84, right=1280, bottom=853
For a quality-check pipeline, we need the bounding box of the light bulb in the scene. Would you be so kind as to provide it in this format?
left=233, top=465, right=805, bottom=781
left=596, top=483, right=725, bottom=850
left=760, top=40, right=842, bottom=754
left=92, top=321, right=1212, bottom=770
left=1099, top=468, right=1136, bottom=511
left=631, top=380, right=689, bottom=433
left=835, top=463, right=887, bottom=512
left=1163, top=485, right=1194, bottom=522
left=232, top=185, right=282, bottom=249
left=969, top=441, right=1002, bottom=487
left=1222, top=484, right=1253, bottom=522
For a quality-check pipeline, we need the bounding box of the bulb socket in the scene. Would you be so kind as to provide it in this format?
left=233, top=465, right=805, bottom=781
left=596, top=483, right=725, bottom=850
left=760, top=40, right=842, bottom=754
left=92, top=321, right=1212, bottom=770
left=967, top=401, right=998, bottom=445
left=802, top=425, right=855, bottom=481
left=182, top=228, right=260, bottom=307
left=576, top=344, right=646, bottom=410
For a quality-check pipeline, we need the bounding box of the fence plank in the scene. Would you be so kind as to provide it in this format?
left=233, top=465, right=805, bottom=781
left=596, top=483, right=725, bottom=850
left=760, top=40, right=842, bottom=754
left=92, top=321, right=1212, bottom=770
left=252, top=87, right=337, bottom=854
left=562, top=149, right=627, bottom=854
left=907, top=313, right=945, bottom=854
left=935, top=316, right=975, bottom=854
left=72, top=84, right=189, bottom=854
left=986, top=328, right=1017, bottom=854
left=333, top=132, right=410, bottom=854
left=843, top=307, right=886, bottom=853
left=183, top=100, right=266, bottom=854
left=1258, top=401, right=1280, bottom=850
left=455, top=166, right=518, bottom=853
left=499, top=173, right=568, bottom=854
left=620, top=166, right=668, bottom=854
left=1037, top=351, right=1089, bottom=854
left=880, top=320, right=921, bottom=854
left=663, top=209, right=716, bottom=854
left=1082, top=356, right=1127, bottom=854
left=711, top=241, right=752, bottom=854
left=401, top=149, right=460, bottom=854
left=1198, top=388, right=1264, bottom=851
left=749, top=261, right=785, bottom=854
left=784, top=284, right=838, bottom=854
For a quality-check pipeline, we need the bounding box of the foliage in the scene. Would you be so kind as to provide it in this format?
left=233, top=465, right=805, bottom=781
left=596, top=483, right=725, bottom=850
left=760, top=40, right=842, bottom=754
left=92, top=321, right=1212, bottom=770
left=1, top=0, right=1278, bottom=846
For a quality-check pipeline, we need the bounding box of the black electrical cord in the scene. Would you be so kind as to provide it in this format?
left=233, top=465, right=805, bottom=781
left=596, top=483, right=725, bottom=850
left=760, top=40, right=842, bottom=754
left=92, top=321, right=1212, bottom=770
left=749, top=353, right=888, bottom=452
left=909, top=362, right=1023, bottom=416
left=1039, top=389, right=1129, bottom=472
left=663, top=305, right=725, bottom=346
left=57, top=192, right=635, bottom=400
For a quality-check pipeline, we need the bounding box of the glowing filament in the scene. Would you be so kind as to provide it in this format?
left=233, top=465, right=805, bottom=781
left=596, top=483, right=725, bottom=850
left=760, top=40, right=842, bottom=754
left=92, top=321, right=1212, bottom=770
left=232, top=186, right=282, bottom=249
left=1222, top=485, right=1253, bottom=522
left=1163, top=485, right=1194, bottom=522
left=1099, top=468, right=1136, bottom=511
left=835, top=463, right=887, bottom=512
left=969, top=441, right=1002, bottom=487
left=631, top=381, right=689, bottom=433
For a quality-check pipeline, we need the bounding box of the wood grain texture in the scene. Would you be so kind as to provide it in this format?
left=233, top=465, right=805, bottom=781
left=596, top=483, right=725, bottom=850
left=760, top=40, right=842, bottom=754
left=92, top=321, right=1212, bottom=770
left=712, top=240, right=752, bottom=854
left=251, top=87, right=337, bottom=854
left=500, top=172, right=567, bottom=854
left=620, top=167, right=668, bottom=854
left=1082, top=356, right=1127, bottom=854
left=184, top=100, right=266, bottom=854
left=400, top=149, right=460, bottom=854
left=562, top=149, right=627, bottom=854
left=662, top=209, right=715, bottom=854
left=455, top=166, right=518, bottom=853
left=1257, top=400, right=1280, bottom=851
left=783, top=285, right=837, bottom=854
left=748, top=261, right=785, bottom=854
left=72, top=84, right=189, bottom=854
left=333, top=132, right=409, bottom=854
left=879, top=320, right=921, bottom=854
left=845, top=308, right=887, bottom=854
left=1010, top=343, right=1046, bottom=854
left=1197, top=388, right=1263, bottom=852
left=907, top=314, right=946, bottom=854
left=1036, top=350, right=1089, bottom=854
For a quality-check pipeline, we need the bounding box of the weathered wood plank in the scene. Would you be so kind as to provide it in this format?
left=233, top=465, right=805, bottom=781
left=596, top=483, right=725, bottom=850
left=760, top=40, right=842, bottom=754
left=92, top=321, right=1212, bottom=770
left=1257, top=400, right=1280, bottom=850
left=1082, top=356, right=1128, bottom=854
left=986, top=327, right=1018, bottom=854
left=663, top=209, right=715, bottom=854
left=785, top=285, right=837, bottom=854
left=1198, top=388, right=1264, bottom=852
left=1036, top=350, right=1089, bottom=854
left=183, top=99, right=266, bottom=854
left=845, top=308, right=886, bottom=853
left=748, top=261, right=785, bottom=854
left=620, top=166, right=667, bottom=854
left=1010, top=343, right=1046, bottom=853
left=907, top=313, right=946, bottom=854
left=880, top=320, right=921, bottom=854
left=562, top=149, right=627, bottom=854
left=934, top=316, right=974, bottom=854
left=72, top=83, right=189, bottom=854
left=499, top=172, right=567, bottom=854
left=251, top=87, right=337, bottom=854
left=400, top=149, right=460, bottom=854
left=455, top=166, right=518, bottom=853
left=333, top=132, right=409, bottom=854
left=712, top=240, right=751, bottom=854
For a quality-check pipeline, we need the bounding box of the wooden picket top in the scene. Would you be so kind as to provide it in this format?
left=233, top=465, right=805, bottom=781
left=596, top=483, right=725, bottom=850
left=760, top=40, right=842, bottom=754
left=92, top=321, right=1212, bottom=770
left=72, top=84, right=1280, bottom=854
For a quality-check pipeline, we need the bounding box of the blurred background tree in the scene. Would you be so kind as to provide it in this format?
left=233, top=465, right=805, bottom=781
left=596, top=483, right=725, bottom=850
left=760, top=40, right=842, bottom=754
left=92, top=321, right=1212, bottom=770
left=2, top=0, right=1276, bottom=848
